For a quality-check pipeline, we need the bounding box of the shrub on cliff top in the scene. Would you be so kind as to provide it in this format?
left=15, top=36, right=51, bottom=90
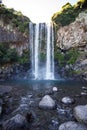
left=0, top=4, right=30, bottom=34
left=52, top=0, right=87, bottom=27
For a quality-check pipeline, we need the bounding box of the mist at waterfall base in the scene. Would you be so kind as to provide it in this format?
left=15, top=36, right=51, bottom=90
left=29, top=22, right=57, bottom=80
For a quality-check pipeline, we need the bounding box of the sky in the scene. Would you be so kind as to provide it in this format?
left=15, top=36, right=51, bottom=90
left=3, top=0, right=78, bottom=23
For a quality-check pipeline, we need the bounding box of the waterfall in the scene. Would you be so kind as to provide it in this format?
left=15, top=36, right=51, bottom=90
left=29, top=22, right=55, bottom=80
left=46, top=23, right=54, bottom=79
left=29, top=22, right=34, bottom=76
left=51, top=23, right=55, bottom=79
left=46, top=23, right=51, bottom=79
left=34, top=24, right=39, bottom=79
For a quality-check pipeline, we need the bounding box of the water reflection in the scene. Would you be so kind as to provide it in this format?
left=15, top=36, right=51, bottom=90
left=0, top=79, right=87, bottom=91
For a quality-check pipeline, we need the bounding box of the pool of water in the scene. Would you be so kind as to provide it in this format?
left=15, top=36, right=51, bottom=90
left=0, top=79, right=87, bottom=90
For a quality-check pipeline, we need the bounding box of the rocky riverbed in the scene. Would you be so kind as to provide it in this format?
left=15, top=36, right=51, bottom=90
left=0, top=80, right=87, bottom=130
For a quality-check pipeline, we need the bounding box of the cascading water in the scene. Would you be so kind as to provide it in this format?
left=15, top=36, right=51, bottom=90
left=46, top=23, right=51, bottom=79
left=29, top=23, right=34, bottom=76
left=29, top=22, right=55, bottom=80
left=34, top=24, right=39, bottom=79
left=46, top=23, right=54, bottom=79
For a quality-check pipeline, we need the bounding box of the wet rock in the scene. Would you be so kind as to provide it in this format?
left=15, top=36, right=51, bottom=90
left=0, top=106, right=2, bottom=115
left=74, top=105, right=87, bottom=124
left=51, top=119, right=59, bottom=126
left=81, top=87, right=87, bottom=94
left=18, top=96, right=31, bottom=114
left=27, top=93, right=33, bottom=98
left=59, top=121, right=87, bottom=130
left=3, top=114, right=30, bottom=130
left=45, top=89, right=53, bottom=95
left=57, top=107, right=72, bottom=115
left=82, top=86, right=87, bottom=90
left=49, top=119, right=59, bottom=130
left=39, top=95, right=56, bottom=109
left=0, top=98, right=3, bottom=105
left=61, top=97, right=75, bottom=105
left=57, top=105, right=74, bottom=121
left=53, top=87, right=58, bottom=92
left=12, top=95, right=36, bottom=123
left=80, top=59, right=87, bottom=66
left=81, top=92, right=87, bottom=96
left=18, top=104, right=29, bottom=113
left=0, top=85, right=12, bottom=96
left=57, top=108, right=66, bottom=115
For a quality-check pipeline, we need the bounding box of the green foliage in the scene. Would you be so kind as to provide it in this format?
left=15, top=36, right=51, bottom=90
left=52, top=0, right=87, bottom=27
left=18, top=49, right=30, bottom=64
left=0, top=4, right=30, bottom=34
left=0, top=43, right=18, bottom=64
left=0, top=43, right=30, bottom=64
left=4, top=48, right=18, bottom=62
left=52, top=3, right=77, bottom=27
left=54, top=50, right=65, bottom=67
left=65, top=48, right=80, bottom=65
left=55, top=48, right=80, bottom=67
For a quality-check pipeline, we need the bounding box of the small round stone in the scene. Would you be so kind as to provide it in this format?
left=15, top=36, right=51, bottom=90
left=53, top=87, right=58, bottom=92
left=61, top=97, right=74, bottom=105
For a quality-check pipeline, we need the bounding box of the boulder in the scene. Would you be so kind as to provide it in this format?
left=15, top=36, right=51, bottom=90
left=0, top=85, right=12, bottom=96
left=53, top=87, right=58, bottom=92
left=59, top=121, right=87, bottom=130
left=61, top=97, right=75, bottom=105
left=74, top=105, right=87, bottom=124
left=3, top=114, right=29, bottom=130
left=39, top=95, right=56, bottom=109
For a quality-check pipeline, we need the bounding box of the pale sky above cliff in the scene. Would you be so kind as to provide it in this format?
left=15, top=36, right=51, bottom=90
left=3, top=0, right=78, bottom=23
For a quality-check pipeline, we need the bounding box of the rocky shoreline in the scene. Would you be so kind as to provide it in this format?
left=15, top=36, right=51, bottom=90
left=0, top=83, right=87, bottom=130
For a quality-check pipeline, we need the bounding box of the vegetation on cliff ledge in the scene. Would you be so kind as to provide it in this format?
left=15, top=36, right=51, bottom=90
left=0, top=42, right=18, bottom=64
left=54, top=48, right=80, bottom=67
left=52, top=0, right=87, bottom=27
left=0, top=42, right=30, bottom=65
left=0, top=4, right=31, bottom=34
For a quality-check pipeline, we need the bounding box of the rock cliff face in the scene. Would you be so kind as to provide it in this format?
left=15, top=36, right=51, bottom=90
left=57, top=12, right=87, bottom=51
left=56, top=12, right=87, bottom=81
left=0, top=22, right=29, bottom=55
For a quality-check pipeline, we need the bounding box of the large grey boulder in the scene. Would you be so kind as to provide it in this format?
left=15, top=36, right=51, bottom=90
left=3, top=114, right=29, bottom=130
left=74, top=105, right=87, bottom=124
left=59, top=121, right=87, bottom=130
left=39, top=95, right=56, bottom=109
